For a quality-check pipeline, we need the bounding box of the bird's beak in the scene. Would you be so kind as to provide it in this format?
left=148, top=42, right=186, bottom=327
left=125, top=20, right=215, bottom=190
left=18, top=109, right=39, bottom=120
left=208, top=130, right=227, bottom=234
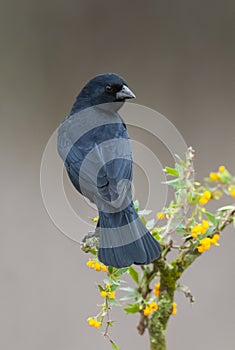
left=116, top=85, right=136, bottom=100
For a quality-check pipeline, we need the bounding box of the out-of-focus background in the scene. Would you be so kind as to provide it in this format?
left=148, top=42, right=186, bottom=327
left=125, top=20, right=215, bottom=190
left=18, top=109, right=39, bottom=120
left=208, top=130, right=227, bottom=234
left=1, top=1, right=235, bottom=349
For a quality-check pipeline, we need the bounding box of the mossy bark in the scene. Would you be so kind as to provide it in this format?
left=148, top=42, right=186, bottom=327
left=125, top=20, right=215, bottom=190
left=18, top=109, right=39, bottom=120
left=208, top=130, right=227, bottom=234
left=147, top=251, right=200, bottom=350
left=148, top=319, right=166, bottom=350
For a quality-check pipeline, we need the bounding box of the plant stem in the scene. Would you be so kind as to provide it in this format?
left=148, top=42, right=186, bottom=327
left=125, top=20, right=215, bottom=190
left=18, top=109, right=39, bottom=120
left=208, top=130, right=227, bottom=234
left=146, top=258, right=178, bottom=350
left=148, top=321, right=166, bottom=350
left=146, top=207, right=235, bottom=349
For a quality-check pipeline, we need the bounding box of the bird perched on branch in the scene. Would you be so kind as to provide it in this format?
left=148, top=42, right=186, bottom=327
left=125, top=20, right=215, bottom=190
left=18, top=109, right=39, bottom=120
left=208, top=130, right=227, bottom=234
left=57, top=73, right=161, bottom=268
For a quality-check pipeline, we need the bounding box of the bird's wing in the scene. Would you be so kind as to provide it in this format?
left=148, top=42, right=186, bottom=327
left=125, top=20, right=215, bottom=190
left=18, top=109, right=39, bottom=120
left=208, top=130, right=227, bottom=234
left=75, top=121, right=133, bottom=209
left=97, top=157, right=133, bottom=202
left=58, top=109, right=133, bottom=207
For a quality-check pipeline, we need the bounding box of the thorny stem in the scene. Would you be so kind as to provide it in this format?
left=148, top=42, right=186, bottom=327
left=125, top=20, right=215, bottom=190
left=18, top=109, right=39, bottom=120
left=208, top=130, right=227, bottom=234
left=103, top=298, right=110, bottom=338
left=103, top=298, right=118, bottom=348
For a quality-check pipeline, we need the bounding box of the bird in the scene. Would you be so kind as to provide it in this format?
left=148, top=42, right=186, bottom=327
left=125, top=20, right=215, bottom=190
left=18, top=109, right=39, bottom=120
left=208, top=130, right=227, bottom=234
left=57, top=73, right=161, bottom=268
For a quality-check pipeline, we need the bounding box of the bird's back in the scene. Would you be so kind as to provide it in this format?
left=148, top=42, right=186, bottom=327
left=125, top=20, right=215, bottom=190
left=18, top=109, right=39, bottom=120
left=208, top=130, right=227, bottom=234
left=57, top=105, right=132, bottom=205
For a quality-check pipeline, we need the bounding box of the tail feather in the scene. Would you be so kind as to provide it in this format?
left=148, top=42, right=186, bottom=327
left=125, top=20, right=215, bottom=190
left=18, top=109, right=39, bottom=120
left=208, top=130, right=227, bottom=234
left=98, top=231, right=161, bottom=268
left=97, top=203, right=161, bottom=268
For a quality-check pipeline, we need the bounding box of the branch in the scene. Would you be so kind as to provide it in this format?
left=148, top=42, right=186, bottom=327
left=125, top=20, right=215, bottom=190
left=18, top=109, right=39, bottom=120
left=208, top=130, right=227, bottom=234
left=174, top=207, right=235, bottom=274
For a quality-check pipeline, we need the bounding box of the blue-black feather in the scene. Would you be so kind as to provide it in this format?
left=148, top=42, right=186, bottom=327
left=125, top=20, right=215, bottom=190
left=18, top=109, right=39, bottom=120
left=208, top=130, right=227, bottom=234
left=58, top=73, right=161, bottom=267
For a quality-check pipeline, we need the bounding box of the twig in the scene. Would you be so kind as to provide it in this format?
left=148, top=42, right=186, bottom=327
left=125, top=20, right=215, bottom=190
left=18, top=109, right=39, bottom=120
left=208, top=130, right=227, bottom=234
left=177, top=284, right=195, bottom=303
left=137, top=312, right=148, bottom=335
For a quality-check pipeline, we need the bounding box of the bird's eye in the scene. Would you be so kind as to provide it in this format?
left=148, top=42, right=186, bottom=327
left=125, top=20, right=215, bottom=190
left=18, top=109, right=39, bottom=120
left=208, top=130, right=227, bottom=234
left=105, top=84, right=113, bottom=92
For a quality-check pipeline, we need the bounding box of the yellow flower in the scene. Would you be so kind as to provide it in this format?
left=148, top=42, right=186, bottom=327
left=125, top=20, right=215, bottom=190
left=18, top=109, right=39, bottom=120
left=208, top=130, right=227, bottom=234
left=191, top=224, right=202, bottom=238
left=197, top=245, right=205, bottom=253
left=192, top=225, right=202, bottom=233
left=213, top=233, right=220, bottom=241
left=191, top=232, right=198, bottom=239
left=149, top=302, right=158, bottom=311
left=198, top=237, right=211, bottom=252
left=87, top=317, right=95, bottom=327
left=101, top=265, right=107, bottom=272
left=199, top=191, right=211, bottom=205
left=218, top=165, right=226, bottom=173
left=93, top=320, right=102, bottom=328
left=94, top=262, right=101, bottom=271
left=154, top=283, right=161, bottom=297
left=87, top=317, right=102, bottom=328
left=229, top=189, right=235, bottom=198
left=202, top=220, right=209, bottom=229
left=200, top=237, right=211, bottom=248
left=171, top=302, right=177, bottom=315
left=157, top=212, right=165, bottom=220
left=143, top=306, right=151, bottom=317
left=100, top=291, right=107, bottom=298
left=199, top=196, right=208, bottom=205
left=203, top=191, right=211, bottom=200
left=191, top=220, right=210, bottom=238
left=109, top=291, right=115, bottom=299
left=154, top=290, right=160, bottom=297
left=86, top=259, right=107, bottom=272
left=209, top=172, right=220, bottom=181
left=211, top=233, right=220, bottom=246
left=86, top=259, right=95, bottom=268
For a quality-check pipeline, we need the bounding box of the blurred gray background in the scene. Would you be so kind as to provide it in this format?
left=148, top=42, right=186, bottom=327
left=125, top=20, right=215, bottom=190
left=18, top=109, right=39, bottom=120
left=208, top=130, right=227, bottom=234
left=1, top=1, right=235, bottom=349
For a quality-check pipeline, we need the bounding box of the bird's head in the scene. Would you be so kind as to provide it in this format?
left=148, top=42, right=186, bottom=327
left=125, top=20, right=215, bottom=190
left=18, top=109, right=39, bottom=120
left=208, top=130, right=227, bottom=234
left=70, top=73, right=136, bottom=114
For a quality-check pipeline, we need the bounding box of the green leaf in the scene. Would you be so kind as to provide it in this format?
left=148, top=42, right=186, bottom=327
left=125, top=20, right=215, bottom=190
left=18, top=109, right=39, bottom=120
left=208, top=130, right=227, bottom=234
left=205, top=211, right=217, bottom=226
left=146, top=219, right=155, bottom=230
left=108, top=298, right=121, bottom=306
left=113, top=267, right=129, bottom=277
left=163, top=178, right=184, bottom=189
left=110, top=278, right=121, bottom=286
left=120, top=294, right=137, bottom=301
left=128, top=266, right=139, bottom=284
left=134, top=200, right=139, bottom=212
left=151, top=228, right=161, bottom=240
left=89, top=249, right=98, bottom=256
left=218, top=205, right=235, bottom=211
left=174, top=154, right=186, bottom=167
left=140, top=215, right=147, bottom=226
left=144, top=265, right=151, bottom=274
left=119, top=287, right=140, bottom=302
left=218, top=169, right=231, bottom=184
left=124, top=303, right=140, bottom=314
left=175, top=163, right=184, bottom=177
left=138, top=209, right=152, bottom=215
left=165, top=166, right=179, bottom=177
left=97, top=284, right=104, bottom=292
left=108, top=266, right=114, bottom=274
left=103, top=276, right=110, bottom=283
left=111, top=340, right=120, bottom=350
left=120, top=287, right=136, bottom=293
left=176, top=228, right=187, bottom=235
left=109, top=284, right=119, bottom=291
